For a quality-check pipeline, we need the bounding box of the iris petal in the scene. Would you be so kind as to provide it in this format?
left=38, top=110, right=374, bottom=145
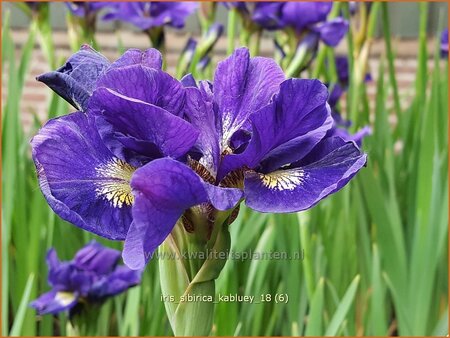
left=37, top=45, right=110, bottom=110
left=46, top=249, right=75, bottom=290
left=31, top=112, right=134, bottom=240
left=213, top=48, right=285, bottom=147
left=90, top=88, right=199, bottom=166
left=252, top=3, right=286, bottom=30
left=244, top=137, right=367, bottom=213
left=95, top=65, right=186, bottom=116
left=103, top=2, right=197, bottom=30
left=281, top=2, right=332, bottom=31
left=73, top=240, right=121, bottom=275
left=123, top=158, right=242, bottom=269
left=30, top=290, right=78, bottom=315
left=218, top=79, right=331, bottom=180
left=314, top=18, right=349, bottom=47
left=88, top=266, right=143, bottom=300
left=184, top=87, right=220, bottom=173
left=108, top=48, right=163, bottom=70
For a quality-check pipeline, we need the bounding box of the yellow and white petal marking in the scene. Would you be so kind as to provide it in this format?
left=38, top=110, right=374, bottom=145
left=259, top=169, right=307, bottom=191
left=95, top=158, right=136, bottom=208
left=55, top=291, right=76, bottom=306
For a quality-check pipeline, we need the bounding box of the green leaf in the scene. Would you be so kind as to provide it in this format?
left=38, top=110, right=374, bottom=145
left=305, top=278, right=325, bottom=336
left=325, top=275, right=360, bottom=336
left=9, top=274, right=34, bottom=336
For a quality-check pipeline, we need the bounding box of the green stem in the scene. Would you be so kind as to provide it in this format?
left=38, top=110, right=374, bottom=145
left=159, top=216, right=233, bottom=336
left=227, top=8, right=237, bottom=55
left=298, top=212, right=315, bottom=302
left=349, top=2, right=380, bottom=129
left=381, top=3, right=402, bottom=115
left=285, top=44, right=309, bottom=78
left=311, top=2, right=341, bottom=78
left=311, top=44, right=327, bottom=79
left=249, top=28, right=262, bottom=56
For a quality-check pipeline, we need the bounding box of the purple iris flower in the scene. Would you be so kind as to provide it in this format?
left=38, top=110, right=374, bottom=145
left=441, top=28, right=448, bottom=58
left=66, top=2, right=113, bottom=17
left=253, top=2, right=348, bottom=47
left=102, top=2, right=197, bottom=30
left=30, top=241, right=142, bottom=315
left=33, top=47, right=366, bottom=270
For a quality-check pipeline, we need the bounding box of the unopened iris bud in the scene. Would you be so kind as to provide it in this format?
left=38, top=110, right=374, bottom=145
left=285, top=32, right=319, bottom=76
left=200, top=23, right=224, bottom=56
left=197, top=56, right=211, bottom=72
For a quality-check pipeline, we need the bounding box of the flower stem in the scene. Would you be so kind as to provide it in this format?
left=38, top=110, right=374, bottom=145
left=159, top=218, right=232, bottom=336
left=227, top=8, right=237, bottom=55
left=249, top=28, right=262, bottom=56
left=381, top=3, right=402, bottom=115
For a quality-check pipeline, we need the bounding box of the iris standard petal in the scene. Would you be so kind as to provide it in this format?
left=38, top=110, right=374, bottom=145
left=281, top=2, right=332, bottom=31
left=89, top=265, right=142, bottom=300
left=218, top=79, right=331, bottom=180
left=46, top=249, right=95, bottom=295
left=95, top=65, right=186, bottom=116
left=184, top=87, right=220, bottom=173
left=31, top=112, right=135, bottom=240
left=30, top=290, right=78, bottom=315
left=213, top=48, right=285, bottom=147
left=244, top=137, right=367, bottom=213
left=252, top=3, right=285, bottom=30
left=102, top=2, right=196, bottom=30
left=37, top=45, right=110, bottom=110
left=123, top=158, right=242, bottom=269
left=90, top=88, right=199, bottom=166
left=73, top=241, right=121, bottom=275
left=108, top=48, right=163, bottom=70
left=314, top=18, right=349, bottom=47
left=148, top=2, right=198, bottom=29
left=46, top=249, right=75, bottom=290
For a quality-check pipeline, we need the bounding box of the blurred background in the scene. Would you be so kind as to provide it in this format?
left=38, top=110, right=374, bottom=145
left=2, top=1, right=449, bottom=337
left=2, top=2, right=448, bottom=132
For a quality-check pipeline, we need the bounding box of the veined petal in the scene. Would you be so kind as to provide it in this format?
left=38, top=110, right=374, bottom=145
left=73, top=241, right=121, bottom=275
left=90, top=88, right=199, bottom=166
left=95, top=65, right=186, bottom=116
left=31, top=112, right=134, bottom=240
left=30, top=290, right=78, bottom=315
left=244, top=137, right=367, bottom=213
left=213, top=48, right=285, bottom=147
left=218, top=79, right=331, bottom=180
left=259, top=114, right=333, bottom=173
left=108, top=48, right=163, bottom=70
left=37, top=45, right=110, bottom=110
left=123, top=158, right=242, bottom=269
left=184, top=87, right=220, bottom=173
